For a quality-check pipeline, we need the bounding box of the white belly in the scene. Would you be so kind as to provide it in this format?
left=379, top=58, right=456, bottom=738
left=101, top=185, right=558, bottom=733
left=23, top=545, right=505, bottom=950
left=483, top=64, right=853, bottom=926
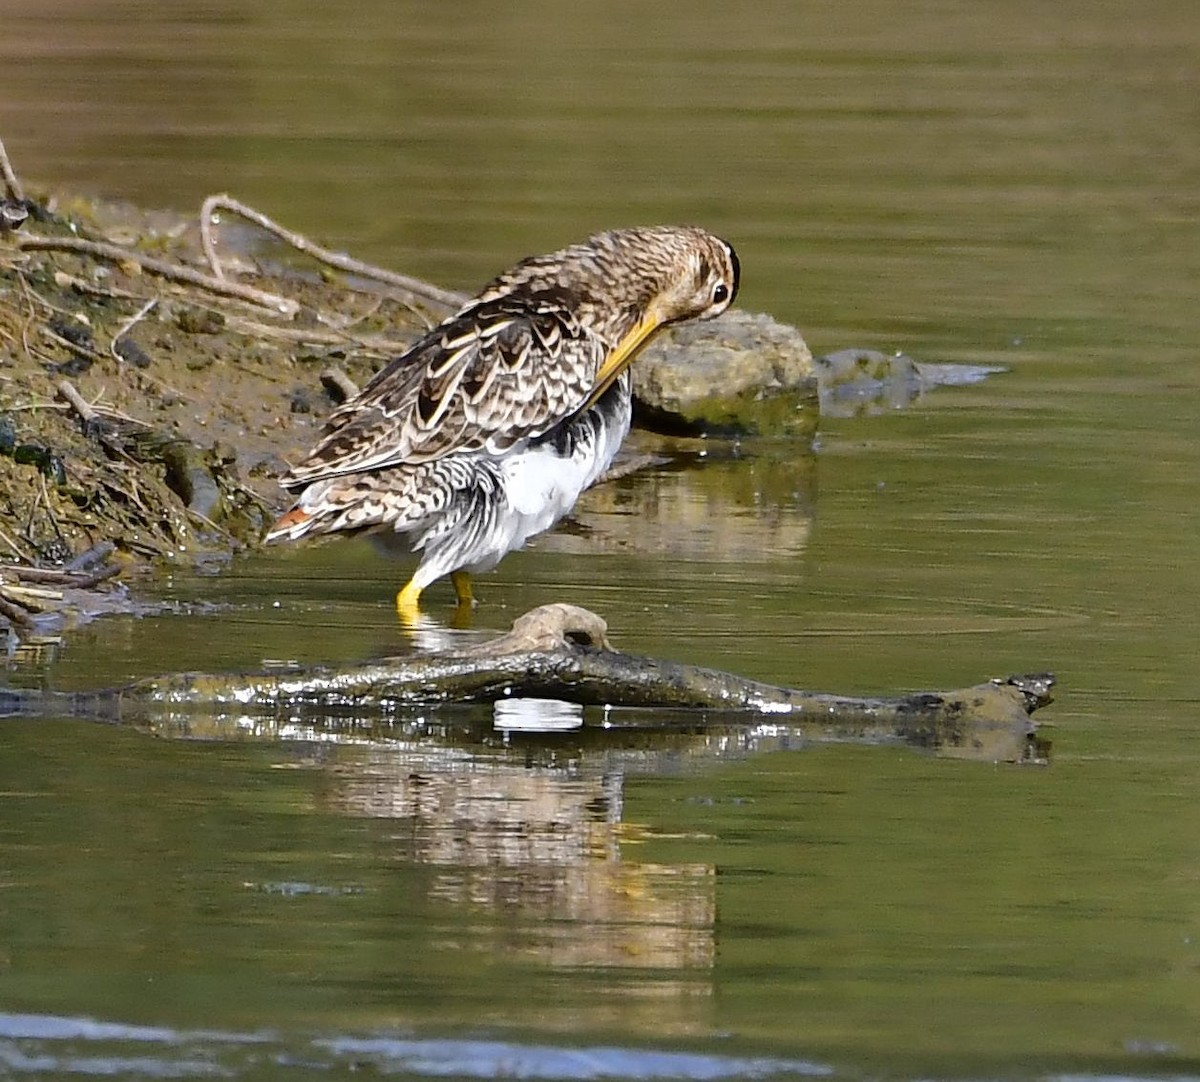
left=495, top=447, right=598, bottom=554
left=468, top=394, right=630, bottom=572
left=404, top=379, right=632, bottom=587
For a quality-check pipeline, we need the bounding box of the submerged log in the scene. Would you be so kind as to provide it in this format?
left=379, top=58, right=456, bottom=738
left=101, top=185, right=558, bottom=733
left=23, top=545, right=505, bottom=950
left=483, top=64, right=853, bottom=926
left=3, top=604, right=1054, bottom=761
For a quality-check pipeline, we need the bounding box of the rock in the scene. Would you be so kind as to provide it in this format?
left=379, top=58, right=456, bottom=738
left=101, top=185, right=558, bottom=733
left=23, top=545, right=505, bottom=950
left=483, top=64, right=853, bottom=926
left=632, top=310, right=818, bottom=440
left=815, top=348, right=1006, bottom=417
left=469, top=603, right=612, bottom=656
left=0, top=199, right=28, bottom=233
left=175, top=306, right=225, bottom=335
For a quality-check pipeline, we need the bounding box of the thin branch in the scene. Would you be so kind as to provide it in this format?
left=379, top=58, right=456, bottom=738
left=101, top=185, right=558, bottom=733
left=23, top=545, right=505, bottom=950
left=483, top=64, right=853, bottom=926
left=599, top=452, right=663, bottom=485
left=2, top=563, right=119, bottom=590
left=53, top=270, right=146, bottom=302
left=17, top=269, right=83, bottom=320
left=38, top=474, right=66, bottom=546
left=55, top=380, right=99, bottom=425
left=41, top=326, right=108, bottom=367
left=183, top=504, right=235, bottom=541
left=124, top=367, right=194, bottom=407
left=200, top=194, right=464, bottom=312
left=0, top=135, right=26, bottom=203
left=57, top=562, right=122, bottom=589
left=3, top=400, right=70, bottom=413
left=2, top=583, right=63, bottom=608
left=15, top=277, right=52, bottom=365
left=15, top=234, right=300, bottom=316
left=110, top=298, right=157, bottom=362
left=0, top=593, right=36, bottom=631
left=7, top=564, right=103, bottom=586
left=0, top=524, right=26, bottom=561
left=223, top=313, right=413, bottom=354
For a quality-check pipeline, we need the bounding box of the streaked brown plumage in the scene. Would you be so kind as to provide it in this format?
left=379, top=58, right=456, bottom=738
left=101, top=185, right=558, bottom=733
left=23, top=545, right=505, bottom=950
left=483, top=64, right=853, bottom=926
left=267, top=226, right=740, bottom=619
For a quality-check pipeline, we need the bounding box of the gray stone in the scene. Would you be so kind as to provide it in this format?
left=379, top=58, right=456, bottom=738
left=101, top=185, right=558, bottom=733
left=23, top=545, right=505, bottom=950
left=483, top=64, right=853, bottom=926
left=632, top=309, right=819, bottom=440
left=815, top=348, right=1006, bottom=417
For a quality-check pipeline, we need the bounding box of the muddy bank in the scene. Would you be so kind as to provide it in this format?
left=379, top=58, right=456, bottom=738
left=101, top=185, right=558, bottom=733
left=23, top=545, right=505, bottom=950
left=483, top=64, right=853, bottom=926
left=0, top=196, right=444, bottom=570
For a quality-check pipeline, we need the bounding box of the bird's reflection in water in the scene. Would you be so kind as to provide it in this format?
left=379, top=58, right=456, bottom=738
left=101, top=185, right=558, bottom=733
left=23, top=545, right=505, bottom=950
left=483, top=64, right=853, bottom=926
left=324, top=725, right=716, bottom=996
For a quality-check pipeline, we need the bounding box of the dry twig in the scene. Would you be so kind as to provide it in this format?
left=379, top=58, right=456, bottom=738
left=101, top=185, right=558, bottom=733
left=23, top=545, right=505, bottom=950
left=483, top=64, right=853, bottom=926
left=0, top=593, right=35, bottom=630
left=0, top=552, right=125, bottom=638
left=15, top=275, right=54, bottom=365
left=599, top=453, right=664, bottom=485
left=110, top=298, right=157, bottom=362
left=55, top=380, right=99, bottom=425
left=0, top=135, right=26, bottom=203
left=17, top=269, right=86, bottom=322
left=199, top=194, right=463, bottom=312
left=15, top=234, right=300, bottom=316
left=36, top=474, right=66, bottom=547
left=4, top=400, right=70, bottom=413
left=3, top=583, right=62, bottom=609
left=223, top=313, right=413, bottom=355
left=41, top=326, right=108, bottom=367
left=7, top=563, right=119, bottom=588
left=0, top=524, right=26, bottom=561
left=52, top=269, right=146, bottom=302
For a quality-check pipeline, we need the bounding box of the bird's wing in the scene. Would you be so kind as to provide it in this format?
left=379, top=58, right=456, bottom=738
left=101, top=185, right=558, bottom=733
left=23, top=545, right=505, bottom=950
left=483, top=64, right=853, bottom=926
left=281, top=293, right=608, bottom=491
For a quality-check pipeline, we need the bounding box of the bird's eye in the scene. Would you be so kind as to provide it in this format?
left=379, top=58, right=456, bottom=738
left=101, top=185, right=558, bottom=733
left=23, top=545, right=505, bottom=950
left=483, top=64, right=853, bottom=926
left=713, top=283, right=729, bottom=304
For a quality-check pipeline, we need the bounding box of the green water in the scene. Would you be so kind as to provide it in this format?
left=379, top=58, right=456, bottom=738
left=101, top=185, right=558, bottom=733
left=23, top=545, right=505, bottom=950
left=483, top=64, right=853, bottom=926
left=3, top=1, right=1200, bottom=1078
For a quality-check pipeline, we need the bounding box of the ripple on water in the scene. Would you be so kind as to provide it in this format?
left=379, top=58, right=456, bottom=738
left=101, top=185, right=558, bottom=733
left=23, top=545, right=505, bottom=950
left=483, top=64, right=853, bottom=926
left=0, top=1012, right=832, bottom=1079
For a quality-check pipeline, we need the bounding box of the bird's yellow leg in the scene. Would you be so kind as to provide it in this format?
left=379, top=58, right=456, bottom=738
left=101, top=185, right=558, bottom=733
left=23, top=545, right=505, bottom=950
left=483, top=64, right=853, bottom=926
left=451, top=570, right=475, bottom=608
left=395, top=578, right=423, bottom=624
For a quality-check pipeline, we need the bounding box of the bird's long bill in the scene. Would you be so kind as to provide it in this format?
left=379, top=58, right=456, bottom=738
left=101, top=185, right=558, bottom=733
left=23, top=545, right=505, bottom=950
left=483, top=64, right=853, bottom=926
left=582, top=310, right=663, bottom=410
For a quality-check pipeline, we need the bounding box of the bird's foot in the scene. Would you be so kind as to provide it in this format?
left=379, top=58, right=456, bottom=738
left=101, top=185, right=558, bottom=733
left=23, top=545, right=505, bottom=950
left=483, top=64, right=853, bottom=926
left=450, top=570, right=476, bottom=608
left=395, top=581, right=424, bottom=627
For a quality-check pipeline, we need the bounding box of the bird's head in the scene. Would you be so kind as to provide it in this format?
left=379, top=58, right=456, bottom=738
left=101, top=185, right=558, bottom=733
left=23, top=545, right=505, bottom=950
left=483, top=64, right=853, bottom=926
left=576, top=227, right=740, bottom=401
left=630, top=225, right=740, bottom=328
left=565, top=225, right=739, bottom=334
left=480, top=224, right=740, bottom=328
left=473, top=225, right=742, bottom=407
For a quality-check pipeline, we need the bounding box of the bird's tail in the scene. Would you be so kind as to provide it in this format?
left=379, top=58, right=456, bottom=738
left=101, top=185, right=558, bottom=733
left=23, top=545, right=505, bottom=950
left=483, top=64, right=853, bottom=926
left=264, top=465, right=461, bottom=544
left=264, top=475, right=394, bottom=543
left=264, top=504, right=320, bottom=542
